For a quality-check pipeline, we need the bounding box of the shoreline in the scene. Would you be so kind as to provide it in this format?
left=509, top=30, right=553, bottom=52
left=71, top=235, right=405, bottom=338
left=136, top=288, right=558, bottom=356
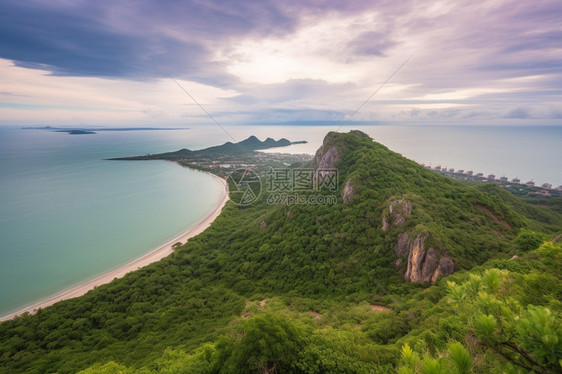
left=0, top=169, right=229, bottom=322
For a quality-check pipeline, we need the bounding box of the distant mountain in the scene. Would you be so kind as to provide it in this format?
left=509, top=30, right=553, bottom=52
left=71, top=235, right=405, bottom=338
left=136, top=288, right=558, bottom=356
left=21, top=126, right=56, bottom=130
left=108, top=135, right=307, bottom=160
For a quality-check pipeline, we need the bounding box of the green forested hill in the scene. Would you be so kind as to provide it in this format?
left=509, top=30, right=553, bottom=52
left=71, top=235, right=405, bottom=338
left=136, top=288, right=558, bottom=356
left=0, top=131, right=560, bottom=373
left=475, top=183, right=562, bottom=232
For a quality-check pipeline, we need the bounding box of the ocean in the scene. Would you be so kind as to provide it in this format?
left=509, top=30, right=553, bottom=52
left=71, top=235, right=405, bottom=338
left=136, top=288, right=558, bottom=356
left=0, top=124, right=560, bottom=316
left=0, top=127, right=225, bottom=317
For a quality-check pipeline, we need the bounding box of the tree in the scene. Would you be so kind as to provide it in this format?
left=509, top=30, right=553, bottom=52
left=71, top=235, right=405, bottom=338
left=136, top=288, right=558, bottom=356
left=211, top=314, right=308, bottom=374
left=397, top=341, right=473, bottom=374
left=515, top=230, right=544, bottom=252
left=446, top=263, right=562, bottom=373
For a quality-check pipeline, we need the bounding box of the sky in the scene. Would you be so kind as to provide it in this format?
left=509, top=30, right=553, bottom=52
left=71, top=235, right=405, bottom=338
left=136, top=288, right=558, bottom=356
left=0, top=0, right=561, bottom=127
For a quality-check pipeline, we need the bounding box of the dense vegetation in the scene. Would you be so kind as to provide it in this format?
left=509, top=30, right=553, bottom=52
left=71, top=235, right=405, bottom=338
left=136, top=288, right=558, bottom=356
left=0, top=131, right=560, bottom=373
left=71, top=241, right=561, bottom=374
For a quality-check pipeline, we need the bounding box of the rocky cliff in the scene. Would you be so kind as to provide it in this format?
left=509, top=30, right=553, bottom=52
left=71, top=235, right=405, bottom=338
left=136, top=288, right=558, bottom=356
left=342, top=179, right=354, bottom=203
left=394, top=233, right=455, bottom=283
left=382, top=199, right=412, bottom=231
left=383, top=199, right=454, bottom=283
left=313, top=144, right=339, bottom=170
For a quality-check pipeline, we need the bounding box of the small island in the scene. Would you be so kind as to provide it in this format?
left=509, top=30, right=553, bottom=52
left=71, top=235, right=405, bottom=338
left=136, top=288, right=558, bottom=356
left=22, top=126, right=188, bottom=135
left=58, top=129, right=97, bottom=135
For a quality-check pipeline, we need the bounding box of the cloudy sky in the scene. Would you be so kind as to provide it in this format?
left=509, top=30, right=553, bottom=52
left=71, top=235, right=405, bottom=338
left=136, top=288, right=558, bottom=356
left=0, top=0, right=561, bottom=126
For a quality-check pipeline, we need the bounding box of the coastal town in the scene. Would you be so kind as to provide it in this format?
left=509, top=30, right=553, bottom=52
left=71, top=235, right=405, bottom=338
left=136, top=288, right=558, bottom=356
left=178, top=151, right=314, bottom=178
left=422, top=163, right=562, bottom=198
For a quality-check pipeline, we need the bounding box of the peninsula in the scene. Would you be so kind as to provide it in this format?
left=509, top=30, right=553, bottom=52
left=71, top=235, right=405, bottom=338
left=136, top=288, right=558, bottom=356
left=108, top=135, right=307, bottom=160
left=109, top=135, right=311, bottom=178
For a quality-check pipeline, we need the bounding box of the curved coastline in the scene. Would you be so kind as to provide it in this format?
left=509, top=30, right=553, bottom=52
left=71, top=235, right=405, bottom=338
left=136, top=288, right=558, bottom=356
left=0, top=170, right=229, bottom=322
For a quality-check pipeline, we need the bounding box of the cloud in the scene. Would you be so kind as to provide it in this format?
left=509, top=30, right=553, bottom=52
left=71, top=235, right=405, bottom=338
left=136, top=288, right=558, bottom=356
left=0, top=0, right=300, bottom=84
left=0, top=1, right=149, bottom=77
left=0, top=0, right=560, bottom=125
left=210, top=108, right=347, bottom=123
left=505, top=107, right=531, bottom=119
left=0, top=58, right=239, bottom=125
left=348, top=31, right=399, bottom=57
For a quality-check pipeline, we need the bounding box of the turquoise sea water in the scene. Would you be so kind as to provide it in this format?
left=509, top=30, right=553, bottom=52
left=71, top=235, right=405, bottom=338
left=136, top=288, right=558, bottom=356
left=0, top=124, right=560, bottom=317
left=0, top=127, right=225, bottom=316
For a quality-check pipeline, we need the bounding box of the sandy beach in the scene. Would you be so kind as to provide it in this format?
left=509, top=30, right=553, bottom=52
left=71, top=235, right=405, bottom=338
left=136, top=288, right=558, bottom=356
left=0, top=172, right=229, bottom=322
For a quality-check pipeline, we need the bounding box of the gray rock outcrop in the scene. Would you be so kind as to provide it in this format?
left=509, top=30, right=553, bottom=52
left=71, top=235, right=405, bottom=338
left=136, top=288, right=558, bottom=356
left=394, top=233, right=454, bottom=283
left=313, top=145, right=339, bottom=170
left=342, top=179, right=354, bottom=203
left=382, top=199, right=412, bottom=231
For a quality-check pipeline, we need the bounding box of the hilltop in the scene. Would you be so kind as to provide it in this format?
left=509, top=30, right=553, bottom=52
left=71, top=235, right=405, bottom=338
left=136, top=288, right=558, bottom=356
left=305, top=131, right=560, bottom=279
left=0, top=131, right=560, bottom=373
